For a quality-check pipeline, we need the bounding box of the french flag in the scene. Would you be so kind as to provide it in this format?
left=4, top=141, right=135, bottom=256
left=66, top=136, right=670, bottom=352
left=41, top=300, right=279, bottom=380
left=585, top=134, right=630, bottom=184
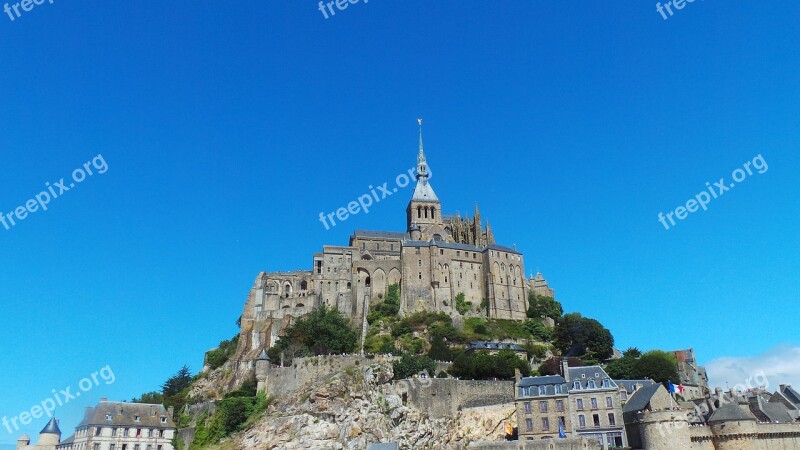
left=668, top=382, right=685, bottom=396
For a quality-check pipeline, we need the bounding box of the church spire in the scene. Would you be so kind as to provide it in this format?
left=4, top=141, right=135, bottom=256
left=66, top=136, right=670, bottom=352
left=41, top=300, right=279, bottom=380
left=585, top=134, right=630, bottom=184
left=417, top=118, right=429, bottom=179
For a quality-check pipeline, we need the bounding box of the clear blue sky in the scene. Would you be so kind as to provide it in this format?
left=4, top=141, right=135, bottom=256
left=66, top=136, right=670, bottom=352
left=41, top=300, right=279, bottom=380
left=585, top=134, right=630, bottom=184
left=1, top=0, right=798, bottom=445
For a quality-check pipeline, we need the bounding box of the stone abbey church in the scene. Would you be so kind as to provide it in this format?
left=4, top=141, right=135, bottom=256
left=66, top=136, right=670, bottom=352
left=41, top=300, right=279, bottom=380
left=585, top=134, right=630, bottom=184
left=237, top=125, right=554, bottom=359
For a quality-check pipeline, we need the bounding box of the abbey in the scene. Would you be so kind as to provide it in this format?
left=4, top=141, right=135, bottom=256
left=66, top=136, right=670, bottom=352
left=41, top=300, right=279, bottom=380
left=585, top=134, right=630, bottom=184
left=236, top=124, right=554, bottom=359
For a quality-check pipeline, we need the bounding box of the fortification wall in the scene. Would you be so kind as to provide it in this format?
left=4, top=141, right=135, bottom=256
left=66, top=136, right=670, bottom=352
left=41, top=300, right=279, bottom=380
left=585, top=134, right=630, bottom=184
left=398, top=378, right=514, bottom=417
left=264, top=354, right=398, bottom=396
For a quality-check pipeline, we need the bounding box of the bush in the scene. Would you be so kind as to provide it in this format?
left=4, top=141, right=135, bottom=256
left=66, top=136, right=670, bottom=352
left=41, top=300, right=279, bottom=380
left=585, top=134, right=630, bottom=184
left=455, top=293, right=472, bottom=315
left=449, top=349, right=531, bottom=380
left=393, top=353, right=436, bottom=380
left=269, top=304, right=358, bottom=364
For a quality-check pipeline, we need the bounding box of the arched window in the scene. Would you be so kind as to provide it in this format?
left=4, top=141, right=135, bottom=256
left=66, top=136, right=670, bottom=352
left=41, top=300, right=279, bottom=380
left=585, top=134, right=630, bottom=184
left=431, top=207, right=436, bottom=219
left=417, top=206, right=422, bottom=218
left=300, top=281, right=308, bottom=291
left=424, top=207, right=429, bottom=218
left=365, top=276, right=371, bottom=287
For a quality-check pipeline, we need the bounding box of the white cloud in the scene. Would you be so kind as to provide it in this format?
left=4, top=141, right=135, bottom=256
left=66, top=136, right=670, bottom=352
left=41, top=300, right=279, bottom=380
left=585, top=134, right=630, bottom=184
left=705, top=345, right=800, bottom=392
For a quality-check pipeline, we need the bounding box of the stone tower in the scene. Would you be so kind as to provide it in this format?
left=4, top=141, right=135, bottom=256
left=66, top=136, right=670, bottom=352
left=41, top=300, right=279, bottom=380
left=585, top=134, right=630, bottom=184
left=255, top=349, right=270, bottom=393
left=37, top=417, right=61, bottom=446
left=406, top=119, right=447, bottom=240
left=636, top=410, right=691, bottom=450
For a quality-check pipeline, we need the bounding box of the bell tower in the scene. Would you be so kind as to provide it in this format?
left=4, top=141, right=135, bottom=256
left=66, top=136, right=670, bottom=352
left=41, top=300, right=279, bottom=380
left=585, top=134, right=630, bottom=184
left=406, top=119, right=445, bottom=240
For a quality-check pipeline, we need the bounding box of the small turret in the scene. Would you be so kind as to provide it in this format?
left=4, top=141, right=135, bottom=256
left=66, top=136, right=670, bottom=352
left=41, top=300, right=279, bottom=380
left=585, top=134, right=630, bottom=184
left=255, top=349, right=271, bottom=393
left=37, top=417, right=61, bottom=446
left=17, top=434, right=30, bottom=450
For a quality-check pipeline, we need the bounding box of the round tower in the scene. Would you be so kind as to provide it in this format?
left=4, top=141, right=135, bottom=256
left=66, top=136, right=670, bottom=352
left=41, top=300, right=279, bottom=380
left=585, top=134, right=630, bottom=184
left=410, top=222, right=422, bottom=240
left=255, top=349, right=270, bottom=393
left=636, top=410, right=691, bottom=450
left=707, top=403, right=757, bottom=450
left=37, top=417, right=61, bottom=446
left=16, top=434, right=30, bottom=450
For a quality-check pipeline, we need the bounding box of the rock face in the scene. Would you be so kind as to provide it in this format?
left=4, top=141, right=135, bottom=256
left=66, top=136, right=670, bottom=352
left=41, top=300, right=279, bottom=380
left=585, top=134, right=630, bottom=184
left=235, top=362, right=514, bottom=449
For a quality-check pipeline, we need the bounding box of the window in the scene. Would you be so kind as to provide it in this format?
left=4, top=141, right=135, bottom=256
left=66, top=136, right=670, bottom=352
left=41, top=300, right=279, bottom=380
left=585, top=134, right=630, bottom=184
left=578, top=415, right=586, bottom=428
left=556, top=400, right=564, bottom=412
left=94, top=444, right=100, bottom=450
left=524, top=402, right=531, bottom=414
left=376, top=243, right=380, bottom=250
left=95, top=427, right=101, bottom=436
left=147, top=446, right=152, bottom=450
left=159, top=430, right=164, bottom=437
left=593, top=414, right=601, bottom=427
left=106, top=414, right=112, bottom=420
left=148, top=429, right=153, bottom=437
left=418, top=272, right=422, bottom=280
left=558, top=416, right=566, bottom=429
left=602, top=378, right=612, bottom=388
left=160, top=417, right=167, bottom=424
left=112, top=428, right=117, bottom=437
left=158, top=447, right=163, bottom=450
left=541, top=418, right=550, bottom=431
left=136, top=428, right=142, bottom=437
left=134, top=415, right=140, bottom=422
left=124, top=428, right=130, bottom=437
left=587, top=379, right=596, bottom=389
left=608, top=413, right=616, bottom=426
left=418, top=259, right=422, bottom=267
left=135, top=445, right=140, bottom=450
left=110, top=445, right=116, bottom=450
left=621, top=391, right=628, bottom=401
left=590, top=398, right=598, bottom=409
left=538, top=386, right=547, bottom=395
left=525, top=418, right=533, bottom=431
left=555, top=384, right=564, bottom=394
left=576, top=399, right=584, bottom=410
left=440, top=249, right=444, bottom=255
left=539, top=401, right=548, bottom=413
left=573, top=381, right=581, bottom=390
left=606, top=397, right=613, bottom=408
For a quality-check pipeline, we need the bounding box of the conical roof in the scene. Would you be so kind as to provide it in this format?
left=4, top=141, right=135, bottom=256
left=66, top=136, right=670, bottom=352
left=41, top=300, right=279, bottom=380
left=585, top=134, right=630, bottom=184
left=40, top=417, right=61, bottom=435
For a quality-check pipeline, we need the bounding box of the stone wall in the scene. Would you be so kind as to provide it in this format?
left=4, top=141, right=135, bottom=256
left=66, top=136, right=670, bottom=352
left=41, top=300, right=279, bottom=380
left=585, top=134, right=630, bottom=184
left=397, top=378, right=515, bottom=417
left=264, top=354, right=398, bottom=397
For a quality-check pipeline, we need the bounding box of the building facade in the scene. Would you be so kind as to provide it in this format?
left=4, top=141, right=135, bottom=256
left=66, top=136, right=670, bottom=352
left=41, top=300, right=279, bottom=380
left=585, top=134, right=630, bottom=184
left=236, top=124, right=552, bottom=360
left=55, top=400, right=176, bottom=450
left=516, top=362, right=627, bottom=448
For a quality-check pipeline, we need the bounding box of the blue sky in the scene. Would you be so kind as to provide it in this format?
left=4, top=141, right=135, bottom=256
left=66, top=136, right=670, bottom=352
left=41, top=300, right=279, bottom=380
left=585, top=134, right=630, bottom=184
left=1, top=0, right=798, bottom=445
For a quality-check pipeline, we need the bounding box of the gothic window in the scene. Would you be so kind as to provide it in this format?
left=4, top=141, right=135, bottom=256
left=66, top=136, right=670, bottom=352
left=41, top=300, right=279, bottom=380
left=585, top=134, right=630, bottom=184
left=365, top=277, right=371, bottom=287
left=300, top=281, right=307, bottom=291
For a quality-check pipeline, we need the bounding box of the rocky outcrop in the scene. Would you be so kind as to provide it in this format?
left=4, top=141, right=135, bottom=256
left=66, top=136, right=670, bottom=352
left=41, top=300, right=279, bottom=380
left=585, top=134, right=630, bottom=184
left=234, top=361, right=514, bottom=449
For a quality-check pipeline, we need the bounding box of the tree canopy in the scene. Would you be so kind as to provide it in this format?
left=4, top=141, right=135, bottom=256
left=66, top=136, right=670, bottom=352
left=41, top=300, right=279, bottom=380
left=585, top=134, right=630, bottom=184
left=449, top=349, right=531, bottom=380
left=526, top=292, right=563, bottom=321
left=553, top=313, right=614, bottom=362
left=269, top=304, right=358, bottom=363
left=604, top=349, right=679, bottom=384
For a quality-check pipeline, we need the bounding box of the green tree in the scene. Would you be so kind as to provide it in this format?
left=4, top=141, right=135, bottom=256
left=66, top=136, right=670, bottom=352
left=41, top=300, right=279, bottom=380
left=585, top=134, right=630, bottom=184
left=455, top=293, right=473, bottom=315
left=449, top=350, right=531, bottom=380
left=393, top=353, right=436, bottom=379
left=624, top=347, right=642, bottom=358
left=553, top=313, right=614, bottom=362
left=605, top=354, right=637, bottom=379
left=526, top=292, right=563, bottom=321
left=631, top=350, right=679, bottom=384
left=523, top=320, right=554, bottom=341
left=427, top=336, right=455, bottom=361
left=162, top=365, right=193, bottom=397
left=269, top=305, right=358, bottom=363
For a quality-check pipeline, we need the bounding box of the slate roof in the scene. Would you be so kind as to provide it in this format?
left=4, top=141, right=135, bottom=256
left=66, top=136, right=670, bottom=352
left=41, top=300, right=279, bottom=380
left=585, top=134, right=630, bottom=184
left=781, top=385, right=800, bottom=405
left=622, top=383, right=663, bottom=413
left=519, top=375, right=567, bottom=387
left=411, top=178, right=439, bottom=202
left=367, top=443, right=399, bottom=450
left=707, top=403, right=757, bottom=423
left=435, top=241, right=484, bottom=252
left=616, top=379, right=657, bottom=394
left=486, top=244, right=521, bottom=254
left=41, top=417, right=61, bottom=435
left=756, top=401, right=794, bottom=423
left=468, top=341, right=526, bottom=352
left=568, top=366, right=617, bottom=390
left=352, top=230, right=407, bottom=240
left=78, top=401, right=176, bottom=428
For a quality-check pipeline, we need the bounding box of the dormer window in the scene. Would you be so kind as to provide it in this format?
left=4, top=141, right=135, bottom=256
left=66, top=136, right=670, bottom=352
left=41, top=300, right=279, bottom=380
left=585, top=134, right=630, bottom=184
left=106, top=414, right=112, bottom=421
left=573, top=381, right=581, bottom=390
left=602, top=379, right=612, bottom=388
left=134, top=415, right=140, bottom=422
left=538, top=386, right=547, bottom=395
left=588, top=379, right=596, bottom=389
left=160, top=417, right=167, bottom=424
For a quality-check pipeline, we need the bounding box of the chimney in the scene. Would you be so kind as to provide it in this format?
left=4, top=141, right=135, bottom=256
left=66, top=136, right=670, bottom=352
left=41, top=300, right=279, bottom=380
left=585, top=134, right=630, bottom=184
left=514, top=368, right=522, bottom=384
left=167, top=406, right=174, bottom=420
left=562, top=359, right=570, bottom=382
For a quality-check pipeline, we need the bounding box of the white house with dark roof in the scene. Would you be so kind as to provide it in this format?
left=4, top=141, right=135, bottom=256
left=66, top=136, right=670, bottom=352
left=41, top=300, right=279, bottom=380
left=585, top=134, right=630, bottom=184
left=55, top=400, right=176, bottom=450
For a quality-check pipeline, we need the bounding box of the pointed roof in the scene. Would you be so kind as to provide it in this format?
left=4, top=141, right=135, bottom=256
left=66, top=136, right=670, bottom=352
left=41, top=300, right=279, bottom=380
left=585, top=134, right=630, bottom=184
left=40, top=417, right=61, bottom=435
left=257, top=349, right=270, bottom=361
left=411, top=119, right=439, bottom=202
